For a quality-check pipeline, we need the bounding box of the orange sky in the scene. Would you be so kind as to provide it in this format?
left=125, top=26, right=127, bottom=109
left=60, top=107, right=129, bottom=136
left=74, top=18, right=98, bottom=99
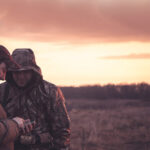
left=0, top=0, right=150, bottom=86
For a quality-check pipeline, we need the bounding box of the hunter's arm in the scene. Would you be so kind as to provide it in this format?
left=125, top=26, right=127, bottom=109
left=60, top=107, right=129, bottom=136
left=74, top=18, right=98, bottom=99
left=0, top=104, right=20, bottom=144
left=48, top=87, right=71, bottom=150
left=0, top=119, right=20, bottom=144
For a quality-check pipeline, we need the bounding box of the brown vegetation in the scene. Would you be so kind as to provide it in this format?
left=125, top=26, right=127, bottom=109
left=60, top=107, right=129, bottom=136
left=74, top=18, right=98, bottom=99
left=67, top=99, right=150, bottom=150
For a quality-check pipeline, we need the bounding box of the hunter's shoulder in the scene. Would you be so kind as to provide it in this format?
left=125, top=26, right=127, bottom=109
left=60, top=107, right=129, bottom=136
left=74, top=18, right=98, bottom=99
left=42, top=80, right=58, bottom=90
left=41, top=80, right=60, bottom=95
left=42, top=80, right=65, bottom=102
left=0, top=82, right=7, bottom=101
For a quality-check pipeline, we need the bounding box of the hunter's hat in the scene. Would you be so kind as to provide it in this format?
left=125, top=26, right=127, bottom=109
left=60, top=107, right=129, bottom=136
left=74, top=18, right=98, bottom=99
left=9, top=48, right=42, bottom=76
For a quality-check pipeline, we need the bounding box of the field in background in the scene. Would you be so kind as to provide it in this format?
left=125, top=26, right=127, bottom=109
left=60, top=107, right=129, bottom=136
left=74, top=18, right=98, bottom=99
left=67, top=99, right=150, bottom=150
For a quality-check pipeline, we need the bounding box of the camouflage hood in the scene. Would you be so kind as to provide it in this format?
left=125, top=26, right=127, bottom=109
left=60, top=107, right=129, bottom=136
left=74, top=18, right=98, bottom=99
left=6, top=49, right=42, bottom=85
left=0, top=45, right=20, bottom=69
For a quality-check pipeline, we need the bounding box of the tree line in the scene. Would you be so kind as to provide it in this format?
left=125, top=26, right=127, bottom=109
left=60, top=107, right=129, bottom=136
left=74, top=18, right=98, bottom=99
left=60, top=83, right=150, bottom=100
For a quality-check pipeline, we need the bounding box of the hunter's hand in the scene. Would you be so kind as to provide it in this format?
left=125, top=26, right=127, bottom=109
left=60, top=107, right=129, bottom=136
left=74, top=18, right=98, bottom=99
left=13, top=117, right=35, bottom=134
left=0, top=62, right=7, bottom=80
left=24, top=119, right=36, bottom=133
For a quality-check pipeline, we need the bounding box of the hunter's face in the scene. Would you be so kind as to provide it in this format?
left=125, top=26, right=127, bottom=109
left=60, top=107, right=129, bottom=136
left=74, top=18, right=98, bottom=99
left=0, top=62, right=7, bottom=80
left=12, top=70, right=33, bottom=87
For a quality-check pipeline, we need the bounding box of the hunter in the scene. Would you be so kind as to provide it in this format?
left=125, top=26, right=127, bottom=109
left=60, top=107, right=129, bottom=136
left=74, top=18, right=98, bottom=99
left=0, top=45, right=35, bottom=150
left=0, top=48, right=71, bottom=150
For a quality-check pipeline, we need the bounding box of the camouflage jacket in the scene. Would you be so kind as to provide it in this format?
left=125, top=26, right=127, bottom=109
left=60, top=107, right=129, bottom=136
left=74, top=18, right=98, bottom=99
left=0, top=49, right=71, bottom=150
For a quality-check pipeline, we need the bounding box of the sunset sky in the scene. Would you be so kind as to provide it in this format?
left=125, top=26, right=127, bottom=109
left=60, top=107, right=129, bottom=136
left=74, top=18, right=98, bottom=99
left=0, top=0, right=150, bottom=86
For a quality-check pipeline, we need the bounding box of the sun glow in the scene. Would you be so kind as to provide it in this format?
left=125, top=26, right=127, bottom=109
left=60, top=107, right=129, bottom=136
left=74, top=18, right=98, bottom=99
left=1, top=37, right=150, bottom=86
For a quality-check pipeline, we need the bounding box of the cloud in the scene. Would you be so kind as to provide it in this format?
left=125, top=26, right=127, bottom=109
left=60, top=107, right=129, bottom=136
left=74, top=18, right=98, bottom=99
left=0, top=0, right=150, bottom=43
left=99, top=53, right=150, bottom=60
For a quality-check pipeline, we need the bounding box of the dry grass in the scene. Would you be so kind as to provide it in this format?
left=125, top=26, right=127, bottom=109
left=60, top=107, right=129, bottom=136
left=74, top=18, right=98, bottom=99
left=67, top=99, right=150, bottom=150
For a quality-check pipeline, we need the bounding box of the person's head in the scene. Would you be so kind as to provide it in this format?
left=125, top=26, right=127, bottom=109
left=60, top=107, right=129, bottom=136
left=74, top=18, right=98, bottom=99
left=12, top=70, right=33, bottom=87
left=0, top=45, right=14, bottom=80
left=0, top=45, right=19, bottom=72
left=6, top=48, right=42, bottom=88
left=0, top=45, right=20, bottom=80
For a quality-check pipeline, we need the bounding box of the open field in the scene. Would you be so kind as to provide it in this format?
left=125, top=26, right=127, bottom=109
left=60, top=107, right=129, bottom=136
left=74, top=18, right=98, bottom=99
left=67, top=99, right=150, bottom=150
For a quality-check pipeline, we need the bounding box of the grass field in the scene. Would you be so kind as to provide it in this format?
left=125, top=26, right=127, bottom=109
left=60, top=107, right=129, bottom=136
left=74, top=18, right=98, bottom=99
left=67, top=99, right=150, bottom=150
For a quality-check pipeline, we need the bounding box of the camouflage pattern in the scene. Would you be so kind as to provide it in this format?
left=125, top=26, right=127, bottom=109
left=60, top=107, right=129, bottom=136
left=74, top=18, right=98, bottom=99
left=0, top=49, right=71, bottom=150
left=0, top=45, right=20, bottom=69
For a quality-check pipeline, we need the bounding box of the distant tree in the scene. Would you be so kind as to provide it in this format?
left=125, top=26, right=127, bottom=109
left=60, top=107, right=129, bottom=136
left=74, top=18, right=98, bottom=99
left=60, top=83, right=150, bottom=100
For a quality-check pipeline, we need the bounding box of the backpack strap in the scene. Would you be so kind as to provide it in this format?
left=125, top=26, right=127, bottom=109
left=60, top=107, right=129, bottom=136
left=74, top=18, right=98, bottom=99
left=2, top=83, right=10, bottom=108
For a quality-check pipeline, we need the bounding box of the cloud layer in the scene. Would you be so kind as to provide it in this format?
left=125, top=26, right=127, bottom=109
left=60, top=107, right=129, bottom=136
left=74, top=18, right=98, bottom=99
left=100, top=53, right=150, bottom=60
left=0, top=0, right=150, bottom=43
